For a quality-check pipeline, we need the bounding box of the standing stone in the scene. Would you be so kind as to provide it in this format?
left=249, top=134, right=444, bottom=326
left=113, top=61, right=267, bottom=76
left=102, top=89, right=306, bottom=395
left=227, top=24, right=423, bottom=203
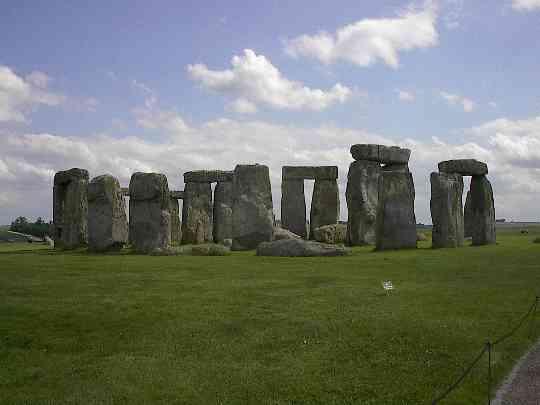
left=169, top=197, right=182, bottom=245
left=129, top=172, right=171, bottom=253
left=310, top=179, right=339, bottom=239
left=281, top=179, right=307, bottom=239
left=88, top=174, right=128, bottom=251
left=346, top=160, right=380, bottom=245
left=53, top=168, right=89, bottom=249
left=376, top=171, right=417, bottom=250
left=181, top=182, right=213, bottom=244
left=232, top=164, right=274, bottom=250
left=213, top=181, right=233, bottom=244
left=464, top=190, right=473, bottom=238
left=430, top=172, right=464, bottom=248
left=469, top=175, right=496, bottom=246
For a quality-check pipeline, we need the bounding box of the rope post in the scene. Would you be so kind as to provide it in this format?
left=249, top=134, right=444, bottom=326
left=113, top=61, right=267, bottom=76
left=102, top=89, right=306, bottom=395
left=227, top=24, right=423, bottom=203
left=487, top=342, right=492, bottom=405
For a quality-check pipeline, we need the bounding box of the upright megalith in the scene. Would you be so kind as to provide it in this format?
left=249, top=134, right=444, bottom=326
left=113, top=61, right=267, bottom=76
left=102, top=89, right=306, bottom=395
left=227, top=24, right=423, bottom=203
left=181, top=182, right=213, bottom=244
left=232, top=164, right=274, bottom=250
left=129, top=172, right=171, bottom=253
left=281, top=179, right=307, bottom=238
left=169, top=197, right=181, bottom=245
left=87, top=174, right=128, bottom=251
left=346, top=160, right=381, bottom=245
left=310, top=178, right=339, bottom=239
left=375, top=171, right=417, bottom=250
left=464, top=190, right=473, bottom=238
left=53, top=168, right=89, bottom=249
left=469, top=175, right=496, bottom=246
left=430, top=172, right=464, bottom=248
left=213, top=181, right=233, bottom=244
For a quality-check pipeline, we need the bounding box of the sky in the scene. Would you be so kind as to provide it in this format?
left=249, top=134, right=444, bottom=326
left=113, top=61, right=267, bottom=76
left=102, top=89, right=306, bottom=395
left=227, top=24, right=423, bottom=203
left=1, top=0, right=540, bottom=225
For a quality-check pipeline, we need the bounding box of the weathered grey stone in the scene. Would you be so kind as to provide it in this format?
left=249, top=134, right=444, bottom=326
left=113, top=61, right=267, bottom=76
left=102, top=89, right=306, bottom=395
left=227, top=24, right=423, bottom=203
left=53, top=168, right=89, bottom=249
left=382, top=163, right=409, bottom=172
left=375, top=171, right=417, bottom=250
left=170, top=190, right=184, bottom=200
left=232, top=164, right=274, bottom=250
left=169, top=197, right=181, bottom=245
left=417, top=232, right=428, bottom=242
left=430, top=172, right=464, bottom=248
left=438, top=159, right=488, bottom=176
left=213, top=181, right=233, bottom=244
left=281, top=179, right=307, bottom=238
left=310, top=179, right=339, bottom=239
left=469, top=175, right=496, bottom=246
left=87, top=174, right=128, bottom=252
left=121, top=187, right=130, bottom=197
left=129, top=172, right=171, bottom=253
left=183, top=170, right=233, bottom=183
left=313, top=223, right=347, bottom=244
left=273, top=226, right=302, bottom=240
left=282, top=166, right=338, bottom=180
left=181, top=182, right=212, bottom=244
left=346, top=160, right=380, bottom=246
left=464, top=190, right=473, bottom=238
left=256, top=239, right=351, bottom=257
left=350, top=144, right=411, bottom=164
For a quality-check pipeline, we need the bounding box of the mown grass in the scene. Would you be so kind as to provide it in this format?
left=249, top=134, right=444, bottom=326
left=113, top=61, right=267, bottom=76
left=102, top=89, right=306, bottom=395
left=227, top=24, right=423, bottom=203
left=1, top=229, right=540, bottom=404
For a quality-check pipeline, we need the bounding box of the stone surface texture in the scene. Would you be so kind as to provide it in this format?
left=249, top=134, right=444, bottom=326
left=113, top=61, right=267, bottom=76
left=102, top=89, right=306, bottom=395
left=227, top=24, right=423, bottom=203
left=273, top=227, right=302, bottom=240
left=129, top=172, right=171, bottom=253
left=281, top=179, right=307, bottom=239
left=346, top=160, right=380, bottom=246
left=438, top=159, right=488, bottom=176
left=375, top=171, right=417, bottom=250
left=232, top=164, right=274, bottom=250
left=469, top=175, right=496, bottom=245
left=350, top=144, right=411, bottom=164
left=310, top=179, right=339, bottom=239
left=213, top=181, right=233, bottom=244
left=53, top=168, right=89, bottom=249
left=183, top=170, right=233, bottom=183
left=282, top=166, right=338, bottom=180
left=181, top=182, right=213, bottom=244
left=88, top=174, right=128, bottom=251
left=169, top=197, right=182, bottom=245
left=464, top=190, right=473, bottom=238
left=256, top=239, right=350, bottom=257
left=313, top=224, right=347, bottom=244
left=430, top=172, right=464, bottom=248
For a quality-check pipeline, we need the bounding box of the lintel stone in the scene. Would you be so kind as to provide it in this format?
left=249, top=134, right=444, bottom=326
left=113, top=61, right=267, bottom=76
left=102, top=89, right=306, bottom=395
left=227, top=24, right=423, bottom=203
left=282, top=166, right=338, bottom=180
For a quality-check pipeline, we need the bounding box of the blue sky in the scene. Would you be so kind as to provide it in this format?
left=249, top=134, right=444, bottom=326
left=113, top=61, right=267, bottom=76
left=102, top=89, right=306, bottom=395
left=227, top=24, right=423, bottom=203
left=1, top=0, right=540, bottom=224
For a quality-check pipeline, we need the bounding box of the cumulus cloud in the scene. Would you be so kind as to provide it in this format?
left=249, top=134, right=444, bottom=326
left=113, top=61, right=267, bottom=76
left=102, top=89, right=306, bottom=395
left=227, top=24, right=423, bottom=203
left=0, top=66, right=64, bottom=123
left=2, top=113, right=540, bottom=224
left=512, top=0, right=540, bottom=11
left=397, top=89, right=415, bottom=102
left=187, top=49, right=352, bottom=112
left=439, top=91, right=475, bottom=112
left=284, top=1, right=438, bottom=69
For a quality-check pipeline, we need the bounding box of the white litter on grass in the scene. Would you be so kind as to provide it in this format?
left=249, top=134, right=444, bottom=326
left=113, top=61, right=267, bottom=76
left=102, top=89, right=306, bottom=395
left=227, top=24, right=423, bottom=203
left=382, top=281, right=394, bottom=291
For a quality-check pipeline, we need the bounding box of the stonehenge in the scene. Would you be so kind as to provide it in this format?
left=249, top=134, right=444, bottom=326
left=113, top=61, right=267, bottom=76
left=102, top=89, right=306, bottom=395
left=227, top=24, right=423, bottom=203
left=430, top=159, right=495, bottom=247
left=346, top=144, right=415, bottom=249
left=213, top=181, right=233, bottom=244
left=88, top=174, right=128, bottom=251
left=53, top=168, right=89, bottom=249
left=281, top=166, right=339, bottom=239
left=430, top=172, right=464, bottom=248
left=232, top=164, right=274, bottom=250
left=129, top=172, right=171, bottom=253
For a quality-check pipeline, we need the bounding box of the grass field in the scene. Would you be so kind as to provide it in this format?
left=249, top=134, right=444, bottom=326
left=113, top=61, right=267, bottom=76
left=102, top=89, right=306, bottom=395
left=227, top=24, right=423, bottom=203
left=1, top=229, right=540, bottom=404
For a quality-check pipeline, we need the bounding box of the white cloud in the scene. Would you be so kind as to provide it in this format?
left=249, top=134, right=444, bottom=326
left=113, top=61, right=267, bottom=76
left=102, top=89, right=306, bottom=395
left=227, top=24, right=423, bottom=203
left=227, top=98, right=258, bottom=114
left=397, top=89, right=415, bottom=102
left=187, top=49, right=352, bottom=112
left=0, top=66, right=64, bottom=122
left=440, top=91, right=475, bottom=112
left=3, top=114, right=540, bottom=224
left=512, top=0, right=540, bottom=11
left=284, top=1, right=438, bottom=69
left=489, top=101, right=498, bottom=108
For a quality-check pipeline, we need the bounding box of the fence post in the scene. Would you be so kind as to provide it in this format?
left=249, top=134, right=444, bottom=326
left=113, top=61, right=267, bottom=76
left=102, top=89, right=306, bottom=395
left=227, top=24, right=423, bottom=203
left=487, top=342, right=492, bottom=405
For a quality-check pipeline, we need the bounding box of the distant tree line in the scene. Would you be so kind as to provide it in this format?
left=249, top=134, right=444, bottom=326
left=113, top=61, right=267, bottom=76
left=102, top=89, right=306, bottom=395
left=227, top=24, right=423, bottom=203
left=10, top=217, right=51, bottom=238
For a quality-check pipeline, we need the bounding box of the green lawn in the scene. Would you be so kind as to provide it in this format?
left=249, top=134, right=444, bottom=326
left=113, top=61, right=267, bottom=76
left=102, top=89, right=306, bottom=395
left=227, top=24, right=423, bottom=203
left=1, top=230, right=540, bottom=404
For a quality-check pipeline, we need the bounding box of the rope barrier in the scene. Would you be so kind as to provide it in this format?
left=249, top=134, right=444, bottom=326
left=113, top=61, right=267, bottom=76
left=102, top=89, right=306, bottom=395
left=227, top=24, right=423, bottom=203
left=430, top=296, right=539, bottom=404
